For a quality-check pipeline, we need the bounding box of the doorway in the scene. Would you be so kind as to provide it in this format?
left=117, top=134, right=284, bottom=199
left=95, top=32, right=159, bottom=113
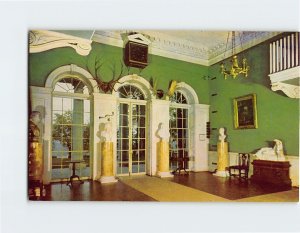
left=116, top=84, right=147, bottom=175
left=117, top=102, right=146, bottom=175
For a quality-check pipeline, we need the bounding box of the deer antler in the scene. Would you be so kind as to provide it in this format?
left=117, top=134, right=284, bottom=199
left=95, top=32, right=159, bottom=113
left=92, top=58, right=125, bottom=93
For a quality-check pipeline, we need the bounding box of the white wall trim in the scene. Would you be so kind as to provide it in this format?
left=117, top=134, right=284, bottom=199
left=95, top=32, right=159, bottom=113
left=269, top=66, right=300, bottom=83
left=112, top=74, right=154, bottom=100
left=45, top=64, right=99, bottom=93
left=92, top=31, right=281, bottom=66
left=175, top=82, right=199, bottom=104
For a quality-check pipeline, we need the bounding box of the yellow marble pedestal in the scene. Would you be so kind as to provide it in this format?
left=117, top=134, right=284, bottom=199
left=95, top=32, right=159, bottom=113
left=214, top=142, right=229, bottom=177
left=100, top=142, right=117, bottom=183
left=156, top=140, right=173, bottom=178
left=28, top=142, right=44, bottom=198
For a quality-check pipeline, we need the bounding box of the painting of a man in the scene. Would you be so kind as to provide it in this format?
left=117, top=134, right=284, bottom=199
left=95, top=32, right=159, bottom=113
left=234, top=94, right=257, bottom=129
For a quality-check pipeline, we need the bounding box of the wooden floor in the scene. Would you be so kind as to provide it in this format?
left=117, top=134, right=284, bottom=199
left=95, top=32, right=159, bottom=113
left=41, top=179, right=156, bottom=201
left=172, top=172, right=294, bottom=200
left=36, top=172, right=298, bottom=202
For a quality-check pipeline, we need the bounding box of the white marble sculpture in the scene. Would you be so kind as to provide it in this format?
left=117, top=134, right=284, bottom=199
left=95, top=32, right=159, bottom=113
left=101, top=121, right=113, bottom=142
left=156, top=122, right=170, bottom=141
left=254, top=139, right=286, bottom=161
left=218, top=127, right=226, bottom=142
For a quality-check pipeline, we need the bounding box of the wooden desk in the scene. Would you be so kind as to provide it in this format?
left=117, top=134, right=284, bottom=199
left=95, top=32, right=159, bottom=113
left=66, top=160, right=85, bottom=186
left=251, top=160, right=291, bottom=188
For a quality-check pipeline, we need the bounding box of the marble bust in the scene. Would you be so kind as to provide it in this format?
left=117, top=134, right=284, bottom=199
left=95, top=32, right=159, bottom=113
left=101, top=121, right=113, bottom=142
left=156, top=122, right=170, bottom=141
left=218, top=127, right=226, bottom=143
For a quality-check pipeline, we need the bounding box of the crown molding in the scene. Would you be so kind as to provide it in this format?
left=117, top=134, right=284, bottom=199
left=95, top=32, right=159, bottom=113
left=93, top=30, right=209, bottom=66
left=93, top=31, right=282, bottom=66
left=208, top=31, right=282, bottom=65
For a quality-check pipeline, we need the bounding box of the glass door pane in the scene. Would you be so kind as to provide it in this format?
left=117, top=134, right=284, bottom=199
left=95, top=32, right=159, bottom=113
left=117, top=103, right=130, bottom=174
left=131, top=104, right=146, bottom=174
left=169, top=107, right=189, bottom=171
left=51, top=97, right=90, bottom=180
left=117, top=103, right=146, bottom=175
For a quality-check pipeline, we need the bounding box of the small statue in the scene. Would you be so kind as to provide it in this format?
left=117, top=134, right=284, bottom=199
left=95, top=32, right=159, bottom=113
left=218, top=127, right=226, bottom=143
left=101, top=121, right=112, bottom=142
left=156, top=122, right=170, bottom=141
left=29, top=111, right=41, bottom=143
left=255, top=139, right=285, bottom=161
left=28, top=111, right=44, bottom=198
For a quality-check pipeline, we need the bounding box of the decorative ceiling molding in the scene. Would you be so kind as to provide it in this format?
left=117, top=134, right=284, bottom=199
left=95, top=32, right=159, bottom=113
left=208, top=31, right=282, bottom=65
left=93, top=30, right=209, bottom=66
left=29, top=30, right=92, bottom=56
left=92, top=30, right=282, bottom=66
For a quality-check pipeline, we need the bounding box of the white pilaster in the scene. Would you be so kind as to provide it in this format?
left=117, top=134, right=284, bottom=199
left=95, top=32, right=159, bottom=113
left=148, top=99, right=170, bottom=176
left=92, top=93, right=118, bottom=180
left=191, top=104, right=210, bottom=172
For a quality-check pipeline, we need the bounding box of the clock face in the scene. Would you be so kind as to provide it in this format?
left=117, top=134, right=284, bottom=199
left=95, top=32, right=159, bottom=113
left=125, top=41, right=148, bottom=68
left=129, top=42, right=148, bottom=63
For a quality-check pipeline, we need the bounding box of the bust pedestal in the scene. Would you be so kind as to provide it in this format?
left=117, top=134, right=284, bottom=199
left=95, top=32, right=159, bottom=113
left=214, top=142, right=229, bottom=177
left=156, top=140, right=173, bottom=178
left=99, top=142, right=117, bottom=183
left=28, top=142, right=44, bottom=198
left=251, top=160, right=291, bottom=188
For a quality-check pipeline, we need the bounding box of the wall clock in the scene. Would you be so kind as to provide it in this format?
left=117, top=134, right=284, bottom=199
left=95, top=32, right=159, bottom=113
left=124, top=41, right=148, bottom=68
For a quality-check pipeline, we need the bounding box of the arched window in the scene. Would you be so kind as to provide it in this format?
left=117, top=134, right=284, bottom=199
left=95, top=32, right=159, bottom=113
left=51, top=76, right=91, bottom=181
left=116, top=84, right=146, bottom=175
left=117, top=84, right=145, bottom=100
left=169, top=91, right=189, bottom=171
left=170, top=91, right=188, bottom=104
left=53, top=77, right=90, bottom=94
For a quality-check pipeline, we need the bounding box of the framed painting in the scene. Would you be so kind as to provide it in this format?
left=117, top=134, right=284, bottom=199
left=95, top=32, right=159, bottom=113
left=233, top=93, right=258, bottom=129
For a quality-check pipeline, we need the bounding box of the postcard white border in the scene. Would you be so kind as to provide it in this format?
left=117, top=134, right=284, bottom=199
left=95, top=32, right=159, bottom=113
left=0, top=0, right=299, bottom=233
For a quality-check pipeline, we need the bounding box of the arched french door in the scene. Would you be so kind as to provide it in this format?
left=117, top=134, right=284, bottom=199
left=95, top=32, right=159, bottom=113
left=51, top=77, right=91, bottom=181
left=116, top=84, right=147, bottom=175
left=169, top=91, right=190, bottom=171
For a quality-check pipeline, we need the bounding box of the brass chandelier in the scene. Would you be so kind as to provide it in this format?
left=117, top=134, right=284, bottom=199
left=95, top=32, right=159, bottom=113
left=220, top=31, right=250, bottom=79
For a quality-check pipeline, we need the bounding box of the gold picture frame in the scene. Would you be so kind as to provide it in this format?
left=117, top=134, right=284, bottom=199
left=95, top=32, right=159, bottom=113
left=233, top=93, right=258, bottom=129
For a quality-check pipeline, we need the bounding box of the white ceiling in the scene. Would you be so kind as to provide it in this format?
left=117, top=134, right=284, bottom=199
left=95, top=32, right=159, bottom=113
left=54, top=30, right=282, bottom=66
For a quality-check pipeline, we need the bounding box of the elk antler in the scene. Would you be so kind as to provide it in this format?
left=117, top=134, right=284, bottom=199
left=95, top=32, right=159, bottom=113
left=92, top=58, right=125, bottom=93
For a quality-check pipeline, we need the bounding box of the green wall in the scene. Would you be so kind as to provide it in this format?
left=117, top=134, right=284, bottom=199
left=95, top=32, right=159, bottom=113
left=208, top=42, right=299, bottom=156
left=29, top=42, right=209, bottom=104
left=29, top=40, right=299, bottom=156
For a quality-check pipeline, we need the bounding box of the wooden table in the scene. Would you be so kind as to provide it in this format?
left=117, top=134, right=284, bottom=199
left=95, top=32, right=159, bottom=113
left=66, top=160, right=85, bottom=186
left=172, top=156, right=189, bottom=175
